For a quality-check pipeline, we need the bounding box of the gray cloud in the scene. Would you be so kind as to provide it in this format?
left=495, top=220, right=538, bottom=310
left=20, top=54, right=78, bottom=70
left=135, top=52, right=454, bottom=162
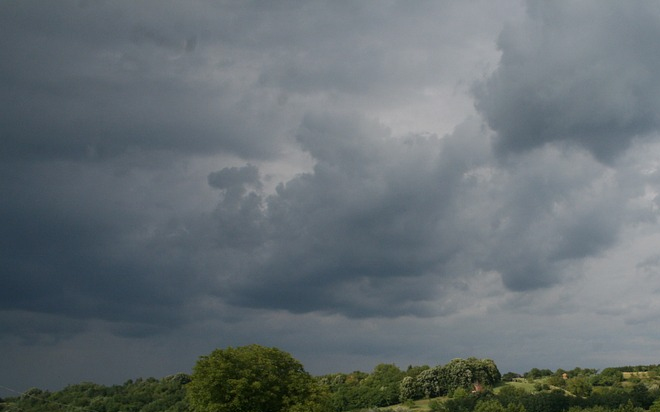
left=5, top=0, right=660, bottom=397
left=205, top=113, right=627, bottom=315
left=475, top=0, right=660, bottom=163
left=0, top=0, right=641, bottom=329
left=214, top=113, right=467, bottom=317
left=0, top=1, right=291, bottom=161
left=477, top=148, right=622, bottom=290
left=0, top=157, right=210, bottom=341
left=208, top=164, right=261, bottom=191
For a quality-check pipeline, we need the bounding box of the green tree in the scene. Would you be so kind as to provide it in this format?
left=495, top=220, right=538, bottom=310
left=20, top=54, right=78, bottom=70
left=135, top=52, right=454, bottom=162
left=187, top=344, right=329, bottom=412
left=566, top=376, right=592, bottom=397
left=629, top=382, right=653, bottom=409
left=444, top=358, right=501, bottom=392
left=363, top=363, right=404, bottom=406
left=591, top=368, right=623, bottom=386
left=617, top=399, right=644, bottom=412
left=497, top=385, right=528, bottom=407
left=525, top=368, right=553, bottom=380
left=475, top=399, right=506, bottom=412
left=506, top=403, right=527, bottom=412
left=649, top=398, right=660, bottom=412
left=445, top=359, right=474, bottom=391
left=469, top=358, right=502, bottom=388
left=417, top=366, right=448, bottom=398
left=400, top=376, right=421, bottom=402
left=502, top=372, right=521, bottom=382
left=546, top=374, right=566, bottom=388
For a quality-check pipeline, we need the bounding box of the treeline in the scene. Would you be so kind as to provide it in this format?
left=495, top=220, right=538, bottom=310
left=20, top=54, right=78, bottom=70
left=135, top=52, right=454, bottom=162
left=0, top=352, right=500, bottom=412
left=514, top=366, right=660, bottom=392
left=319, top=357, right=501, bottom=411
left=440, top=381, right=659, bottom=412
left=0, top=374, right=190, bottom=412
left=609, top=366, right=660, bottom=373
left=4, top=345, right=660, bottom=412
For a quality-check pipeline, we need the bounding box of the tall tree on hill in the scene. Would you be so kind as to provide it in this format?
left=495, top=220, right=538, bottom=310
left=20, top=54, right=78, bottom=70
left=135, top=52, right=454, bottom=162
left=187, top=344, right=330, bottom=412
left=444, top=358, right=502, bottom=392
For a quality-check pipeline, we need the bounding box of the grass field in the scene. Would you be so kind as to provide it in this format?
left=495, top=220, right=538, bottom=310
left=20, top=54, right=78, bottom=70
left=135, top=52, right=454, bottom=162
left=493, top=380, right=536, bottom=393
left=400, top=395, right=446, bottom=411
left=622, top=371, right=650, bottom=379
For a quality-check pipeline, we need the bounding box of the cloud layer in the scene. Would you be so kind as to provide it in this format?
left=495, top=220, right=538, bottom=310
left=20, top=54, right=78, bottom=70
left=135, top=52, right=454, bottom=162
left=3, top=0, right=660, bottom=395
left=476, top=1, right=660, bottom=162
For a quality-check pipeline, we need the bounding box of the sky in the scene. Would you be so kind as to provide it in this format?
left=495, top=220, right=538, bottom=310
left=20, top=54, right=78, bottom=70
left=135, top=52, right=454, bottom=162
left=3, top=0, right=660, bottom=397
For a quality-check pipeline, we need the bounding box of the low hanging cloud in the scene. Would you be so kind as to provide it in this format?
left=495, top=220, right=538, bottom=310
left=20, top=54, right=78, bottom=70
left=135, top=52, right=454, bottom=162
left=475, top=0, right=660, bottom=163
left=205, top=112, right=628, bottom=318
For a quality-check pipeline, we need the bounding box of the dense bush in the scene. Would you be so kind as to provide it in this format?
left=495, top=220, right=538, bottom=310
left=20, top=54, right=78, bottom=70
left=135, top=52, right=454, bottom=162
left=0, top=375, right=190, bottom=412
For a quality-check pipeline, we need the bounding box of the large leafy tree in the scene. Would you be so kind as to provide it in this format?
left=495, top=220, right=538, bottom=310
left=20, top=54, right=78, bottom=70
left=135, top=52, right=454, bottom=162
left=417, top=366, right=448, bottom=398
left=443, top=358, right=501, bottom=393
left=187, top=344, right=329, bottom=412
left=362, top=363, right=405, bottom=406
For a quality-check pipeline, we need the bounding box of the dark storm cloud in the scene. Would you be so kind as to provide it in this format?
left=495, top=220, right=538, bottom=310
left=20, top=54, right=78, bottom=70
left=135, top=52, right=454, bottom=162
left=208, top=164, right=261, bottom=191
left=0, top=0, right=643, bottom=329
left=7, top=0, right=660, bottom=397
left=0, top=158, right=207, bottom=340
left=201, top=113, right=625, bottom=316
left=0, top=1, right=286, bottom=161
left=207, top=113, right=479, bottom=317
left=476, top=148, right=622, bottom=291
left=202, top=107, right=641, bottom=314
left=0, top=311, right=88, bottom=345
left=475, top=0, right=660, bottom=163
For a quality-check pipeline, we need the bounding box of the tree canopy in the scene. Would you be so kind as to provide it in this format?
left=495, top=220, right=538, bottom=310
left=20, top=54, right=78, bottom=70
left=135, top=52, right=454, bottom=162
left=186, top=344, right=329, bottom=412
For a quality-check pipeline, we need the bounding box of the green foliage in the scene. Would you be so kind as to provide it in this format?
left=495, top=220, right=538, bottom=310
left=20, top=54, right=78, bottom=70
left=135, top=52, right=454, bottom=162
left=546, top=375, right=567, bottom=388
left=616, top=399, right=644, bottom=412
left=445, top=359, right=477, bottom=392
left=444, top=358, right=501, bottom=393
left=583, top=386, right=630, bottom=410
left=451, top=388, right=470, bottom=399
left=187, top=344, right=328, bottom=412
left=400, top=376, right=420, bottom=402
left=569, top=368, right=598, bottom=378
left=524, top=369, right=553, bottom=380
left=319, top=364, right=405, bottom=410
left=417, top=366, right=448, bottom=399
left=497, top=385, right=528, bottom=406
left=364, top=363, right=405, bottom=406
left=566, top=376, right=593, bottom=397
left=475, top=399, right=505, bottom=412
left=592, top=369, right=624, bottom=386
left=649, top=397, right=660, bottom=412
left=429, top=398, right=448, bottom=412
left=1, top=375, right=190, bottom=412
left=505, top=402, right=527, bottom=412
left=629, top=383, right=652, bottom=409
left=502, top=373, right=522, bottom=382
left=568, top=406, right=610, bottom=412
left=19, top=353, right=660, bottom=412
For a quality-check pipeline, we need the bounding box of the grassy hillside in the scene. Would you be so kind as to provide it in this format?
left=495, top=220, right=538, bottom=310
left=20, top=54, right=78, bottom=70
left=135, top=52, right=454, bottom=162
left=377, top=370, right=660, bottom=412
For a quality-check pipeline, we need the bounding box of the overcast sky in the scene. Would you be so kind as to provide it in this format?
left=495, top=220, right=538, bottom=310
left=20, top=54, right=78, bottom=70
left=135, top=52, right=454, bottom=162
left=4, top=0, right=660, bottom=397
